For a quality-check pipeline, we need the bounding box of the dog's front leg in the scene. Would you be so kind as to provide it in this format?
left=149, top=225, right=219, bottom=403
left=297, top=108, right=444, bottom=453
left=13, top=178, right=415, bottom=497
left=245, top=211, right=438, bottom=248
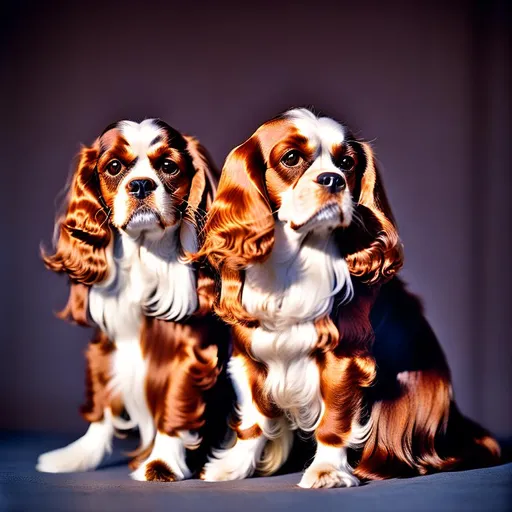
left=131, top=340, right=220, bottom=482
left=299, top=352, right=375, bottom=488
left=202, top=354, right=290, bottom=481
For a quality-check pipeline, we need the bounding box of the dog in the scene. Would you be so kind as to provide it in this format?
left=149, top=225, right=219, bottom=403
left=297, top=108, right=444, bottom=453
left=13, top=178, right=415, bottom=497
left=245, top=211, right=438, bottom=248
left=37, top=119, right=228, bottom=482
left=195, top=107, right=501, bottom=488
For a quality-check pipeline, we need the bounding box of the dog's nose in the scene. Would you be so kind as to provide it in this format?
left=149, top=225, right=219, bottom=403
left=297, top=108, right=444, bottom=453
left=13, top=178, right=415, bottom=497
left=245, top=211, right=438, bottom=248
left=316, top=172, right=346, bottom=193
left=127, top=179, right=157, bottom=199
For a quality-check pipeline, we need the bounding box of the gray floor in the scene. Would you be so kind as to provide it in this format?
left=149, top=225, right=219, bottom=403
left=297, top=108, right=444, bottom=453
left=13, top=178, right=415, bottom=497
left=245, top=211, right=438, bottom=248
left=1, top=431, right=511, bottom=512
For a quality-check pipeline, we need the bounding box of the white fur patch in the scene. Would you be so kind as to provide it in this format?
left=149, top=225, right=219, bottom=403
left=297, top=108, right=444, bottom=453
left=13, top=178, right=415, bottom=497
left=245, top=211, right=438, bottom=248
left=139, top=227, right=198, bottom=321
left=202, top=438, right=268, bottom=481
left=36, top=410, right=114, bottom=473
left=285, top=108, right=346, bottom=150
left=118, top=119, right=165, bottom=155
left=251, top=324, right=322, bottom=431
left=348, top=418, right=373, bottom=449
left=258, top=424, right=294, bottom=476
left=243, top=222, right=353, bottom=330
left=89, top=228, right=197, bottom=333
left=89, top=234, right=142, bottom=341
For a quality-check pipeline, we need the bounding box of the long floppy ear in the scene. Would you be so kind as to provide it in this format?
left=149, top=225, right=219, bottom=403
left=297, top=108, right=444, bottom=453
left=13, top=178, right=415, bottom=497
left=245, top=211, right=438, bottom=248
left=194, top=136, right=274, bottom=325
left=339, top=142, right=404, bottom=284
left=42, top=142, right=111, bottom=287
left=179, top=135, right=219, bottom=254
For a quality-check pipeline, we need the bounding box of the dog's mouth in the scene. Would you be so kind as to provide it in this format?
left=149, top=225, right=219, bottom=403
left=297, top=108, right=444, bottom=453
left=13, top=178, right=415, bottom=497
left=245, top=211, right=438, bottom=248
left=124, top=208, right=164, bottom=232
left=290, top=203, right=342, bottom=231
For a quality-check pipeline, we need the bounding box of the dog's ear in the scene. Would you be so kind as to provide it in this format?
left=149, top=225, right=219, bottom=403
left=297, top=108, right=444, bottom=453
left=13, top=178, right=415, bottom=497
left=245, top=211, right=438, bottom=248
left=195, top=135, right=274, bottom=325
left=179, top=136, right=219, bottom=254
left=339, top=142, right=403, bottom=284
left=42, top=141, right=112, bottom=325
left=197, top=135, right=274, bottom=270
left=184, top=135, right=218, bottom=212
left=42, top=142, right=111, bottom=285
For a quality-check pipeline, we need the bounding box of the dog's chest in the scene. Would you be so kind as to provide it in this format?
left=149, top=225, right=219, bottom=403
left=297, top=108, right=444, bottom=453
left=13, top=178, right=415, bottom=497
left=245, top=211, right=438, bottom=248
left=251, top=322, right=322, bottom=431
left=241, top=228, right=352, bottom=430
left=242, top=228, right=350, bottom=331
left=88, top=232, right=197, bottom=341
left=88, top=249, right=148, bottom=342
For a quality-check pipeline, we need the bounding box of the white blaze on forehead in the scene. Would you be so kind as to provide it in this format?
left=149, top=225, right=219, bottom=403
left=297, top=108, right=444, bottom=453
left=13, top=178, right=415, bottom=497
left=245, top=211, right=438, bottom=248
left=111, top=119, right=172, bottom=229
left=285, top=108, right=346, bottom=155
left=118, top=119, right=164, bottom=156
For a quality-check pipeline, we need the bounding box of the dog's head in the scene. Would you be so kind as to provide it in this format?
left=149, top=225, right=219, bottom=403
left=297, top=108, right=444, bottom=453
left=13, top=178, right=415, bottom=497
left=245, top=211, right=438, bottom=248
left=198, top=108, right=403, bottom=323
left=44, top=119, right=216, bottom=286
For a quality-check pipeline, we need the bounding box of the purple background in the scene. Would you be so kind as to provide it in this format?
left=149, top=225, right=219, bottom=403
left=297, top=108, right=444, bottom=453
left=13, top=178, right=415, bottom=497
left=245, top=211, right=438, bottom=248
left=1, top=0, right=510, bottom=437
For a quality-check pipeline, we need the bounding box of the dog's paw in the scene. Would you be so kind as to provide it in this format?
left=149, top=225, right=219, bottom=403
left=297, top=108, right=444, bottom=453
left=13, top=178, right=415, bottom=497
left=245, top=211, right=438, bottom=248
left=37, top=439, right=107, bottom=473
left=201, top=452, right=255, bottom=482
left=201, top=437, right=268, bottom=482
left=298, top=463, right=359, bottom=489
left=36, top=421, right=113, bottom=473
left=131, top=459, right=179, bottom=482
left=130, top=432, right=191, bottom=482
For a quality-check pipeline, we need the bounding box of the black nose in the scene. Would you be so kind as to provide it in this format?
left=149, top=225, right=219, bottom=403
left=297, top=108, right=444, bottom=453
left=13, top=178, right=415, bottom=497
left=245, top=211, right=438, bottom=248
left=316, top=172, right=346, bottom=193
left=127, top=179, right=157, bottom=199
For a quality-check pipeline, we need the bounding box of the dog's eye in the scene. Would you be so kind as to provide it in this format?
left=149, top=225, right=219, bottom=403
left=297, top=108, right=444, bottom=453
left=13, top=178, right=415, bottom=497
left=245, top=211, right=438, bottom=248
left=281, top=150, right=302, bottom=167
left=161, top=159, right=179, bottom=175
left=106, top=159, right=123, bottom=176
left=338, top=155, right=355, bottom=171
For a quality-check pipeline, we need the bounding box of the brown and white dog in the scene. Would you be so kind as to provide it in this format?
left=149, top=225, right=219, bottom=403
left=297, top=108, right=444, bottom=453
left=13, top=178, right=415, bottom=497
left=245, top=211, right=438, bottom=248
left=37, top=119, right=226, bottom=482
left=195, top=108, right=501, bottom=488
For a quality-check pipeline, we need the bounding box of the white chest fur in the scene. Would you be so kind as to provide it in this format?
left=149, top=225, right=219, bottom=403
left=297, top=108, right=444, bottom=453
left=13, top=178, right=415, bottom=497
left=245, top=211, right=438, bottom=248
left=87, top=227, right=198, bottom=445
left=89, top=227, right=197, bottom=340
left=242, top=223, right=353, bottom=430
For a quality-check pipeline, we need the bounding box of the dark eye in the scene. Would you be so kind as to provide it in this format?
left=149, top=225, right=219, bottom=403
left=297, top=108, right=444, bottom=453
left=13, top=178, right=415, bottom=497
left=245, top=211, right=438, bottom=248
left=338, top=155, right=355, bottom=171
left=281, top=150, right=302, bottom=167
left=106, top=159, right=122, bottom=176
left=161, top=159, right=179, bottom=175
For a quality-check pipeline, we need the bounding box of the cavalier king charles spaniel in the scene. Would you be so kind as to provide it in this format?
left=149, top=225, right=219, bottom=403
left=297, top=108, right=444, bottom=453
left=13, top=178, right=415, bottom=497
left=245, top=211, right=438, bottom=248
left=195, top=108, right=500, bottom=488
left=37, top=119, right=228, bottom=482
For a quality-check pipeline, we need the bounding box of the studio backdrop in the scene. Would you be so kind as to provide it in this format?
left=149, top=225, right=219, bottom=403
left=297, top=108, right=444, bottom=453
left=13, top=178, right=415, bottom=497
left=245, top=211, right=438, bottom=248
left=0, top=0, right=510, bottom=438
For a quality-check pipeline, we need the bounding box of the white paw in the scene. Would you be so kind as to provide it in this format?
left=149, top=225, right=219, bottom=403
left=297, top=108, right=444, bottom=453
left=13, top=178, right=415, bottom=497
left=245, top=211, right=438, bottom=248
left=36, top=420, right=113, bottom=473
left=201, top=457, right=253, bottom=482
left=36, top=439, right=108, bottom=473
left=298, top=463, right=360, bottom=489
left=130, top=432, right=191, bottom=482
left=201, top=437, right=268, bottom=481
left=201, top=444, right=258, bottom=482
